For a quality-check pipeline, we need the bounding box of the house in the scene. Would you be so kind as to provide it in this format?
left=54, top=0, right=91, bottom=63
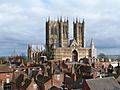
left=36, top=74, right=51, bottom=90
left=26, top=78, right=38, bottom=90
left=51, top=72, right=64, bottom=88
left=0, top=65, right=13, bottom=82
left=82, top=77, right=120, bottom=90
left=36, top=72, right=64, bottom=90
left=0, top=65, right=14, bottom=89
left=64, top=74, right=83, bottom=90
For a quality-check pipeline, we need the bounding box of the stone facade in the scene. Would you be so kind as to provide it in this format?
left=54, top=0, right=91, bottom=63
left=27, top=45, right=44, bottom=61
left=27, top=17, right=97, bottom=61
left=45, top=17, right=97, bottom=61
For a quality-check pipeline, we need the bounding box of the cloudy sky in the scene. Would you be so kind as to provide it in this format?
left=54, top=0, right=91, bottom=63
left=0, top=0, right=120, bottom=56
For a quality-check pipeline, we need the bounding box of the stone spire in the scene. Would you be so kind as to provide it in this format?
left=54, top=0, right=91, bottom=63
left=82, top=19, right=85, bottom=25
left=67, top=17, right=68, bottom=22
left=90, top=38, right=95, bottom=49
left=47, top=16, right=50, bottom=22
left=76, top=17, right=78, bottom=23
left=60, top=16, right=62, bottom=22
left=90, top=38, right=97, bottom=58
left=28, top=44, right=32, bottom=50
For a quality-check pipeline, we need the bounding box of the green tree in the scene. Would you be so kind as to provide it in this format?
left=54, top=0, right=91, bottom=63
left=97, top=53, right=109, bottom=62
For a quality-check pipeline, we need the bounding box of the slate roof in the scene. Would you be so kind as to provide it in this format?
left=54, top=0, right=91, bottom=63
left=86, top=77, right=120, bottom=90
left=31, top=70, right=39, bottom=79
left=15, top=74, right=24, bottom=89
left=80, top=65, right=91, bottom=73
left=49, top=86, right=59, bottom=90
left=64, top=76, right=73, bottom=84
left=22, top=78, right=31, bottom=90
left=64, top=76, right=82, bottom=89
left=37, top=74, right=51, bottom=84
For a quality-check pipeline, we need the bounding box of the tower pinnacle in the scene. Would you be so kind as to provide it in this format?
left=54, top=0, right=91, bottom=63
left=90, top=38, right=95, bottom=49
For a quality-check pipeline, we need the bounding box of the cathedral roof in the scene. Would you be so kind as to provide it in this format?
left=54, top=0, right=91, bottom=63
left=30, top=45, right=45, bottom=52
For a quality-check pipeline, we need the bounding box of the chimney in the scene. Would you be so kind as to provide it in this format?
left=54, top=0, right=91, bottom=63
left=1, top=81, right=4, bottom=89
left=32, top=78, right=38, bottom=90
left=6, top=74, right=10, bottom=83
left=72, top=64, right=75, bottom=74
left=44, top=66, right=48, bottom=76
left=93, top=72, right=97, bottom=79
left=4, top=74, right=12, bottom=90
left=38, top=68, right=43, bottom=75
left=33, top=84, right=37, bottom=90
left=51, top=75, right=54, bottom=86
left=74, top=73, right=77, bottom=82
left=100, top=74, right=102, bottom=78
left=51, top=62, right=54, bottom=74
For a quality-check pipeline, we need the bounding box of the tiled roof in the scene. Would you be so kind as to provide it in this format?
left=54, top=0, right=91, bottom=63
left=64, top=76, right=82, bottom=89
left=86, top=77, right=120, bottom=90
left=0, top=65, right=13, bottom=73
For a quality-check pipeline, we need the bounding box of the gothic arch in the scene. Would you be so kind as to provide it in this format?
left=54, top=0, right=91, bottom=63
left=72, top=50, right=78, bottom=62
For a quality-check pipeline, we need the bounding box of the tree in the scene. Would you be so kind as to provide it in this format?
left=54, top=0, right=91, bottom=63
left=116, top=55, right=120, bottom=61
left=97, top=53, right=109, bottom=62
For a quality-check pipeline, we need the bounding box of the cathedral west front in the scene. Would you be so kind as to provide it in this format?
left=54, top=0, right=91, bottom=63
left=45, top=17, right=97, bottom=61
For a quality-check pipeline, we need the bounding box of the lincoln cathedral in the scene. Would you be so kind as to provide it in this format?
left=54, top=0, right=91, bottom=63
left=28, top=17, right=97, bottom=62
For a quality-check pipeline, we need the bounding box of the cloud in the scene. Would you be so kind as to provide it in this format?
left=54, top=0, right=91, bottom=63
left=0, top=0, right=120, bottom=56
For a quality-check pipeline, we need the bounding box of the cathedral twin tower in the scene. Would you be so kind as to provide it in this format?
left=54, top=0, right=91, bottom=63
left=45, top=17, right=94, bottom=61
left=28, top=17, right=97, bottom=61
left=46, top=17, right=85, bottom=52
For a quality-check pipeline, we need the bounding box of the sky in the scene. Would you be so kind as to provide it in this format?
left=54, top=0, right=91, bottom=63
left=0, top=0, right=120, bottom=56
